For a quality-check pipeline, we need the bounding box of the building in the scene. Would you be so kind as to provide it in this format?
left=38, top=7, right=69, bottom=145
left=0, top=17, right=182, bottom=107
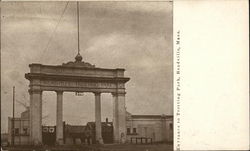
left=64, top=124, right=86, bottom=145
left=126, top=112, right=173, bottom=143
left=1, top=133, right=9, bottom=146
left=7, top=108, right=173, bottom=145
left=85, top=118, right=113, bottom=144
left=8, top=108, right=30, bottom=145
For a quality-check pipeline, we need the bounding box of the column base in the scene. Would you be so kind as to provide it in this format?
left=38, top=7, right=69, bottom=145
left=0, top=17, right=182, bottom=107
left=120, top=137, right=126, bottom=144
left=33, top=139, right=43, bottom=146
left=56, top=138, right=64, bottom=145
left=96, top=138, right=104, bottom=144
left=113, top=136, right=127, bottom=144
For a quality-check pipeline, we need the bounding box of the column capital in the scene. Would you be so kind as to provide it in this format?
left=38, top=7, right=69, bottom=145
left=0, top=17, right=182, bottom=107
left=55, top=90, right=63, bottom=95
left=29, top=89, right=42, bottom=95
left=93, top=92, right=101, bottom=96
left=112, top=92, right=126, bottom=97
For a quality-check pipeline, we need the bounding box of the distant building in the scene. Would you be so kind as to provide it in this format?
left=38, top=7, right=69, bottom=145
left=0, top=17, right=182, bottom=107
left=126, top=112, right=173, bottom=143
left=7, top=108, right=173, bottom=145
left=64, top=124, right=86, bottom=144
left=8, top=108, right=30, bottom=145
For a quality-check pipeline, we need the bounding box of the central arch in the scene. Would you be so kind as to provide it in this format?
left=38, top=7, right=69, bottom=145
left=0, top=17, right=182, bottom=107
left=25, top=55, right=130, bottom=145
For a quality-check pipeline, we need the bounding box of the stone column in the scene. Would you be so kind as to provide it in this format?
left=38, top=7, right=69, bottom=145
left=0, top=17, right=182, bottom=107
left=29, top=89, right=43, bottom=145
left=94, top=92, right=103, bottom=144
left=56, top=91, right=64, bottom=145
left=112, top=93, right=118, bottom=143
left=112, top=92, right=126, bottom=144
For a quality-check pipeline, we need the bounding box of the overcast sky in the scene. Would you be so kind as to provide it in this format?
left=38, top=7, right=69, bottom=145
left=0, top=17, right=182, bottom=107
left=1, top=1, right=173, bottom=133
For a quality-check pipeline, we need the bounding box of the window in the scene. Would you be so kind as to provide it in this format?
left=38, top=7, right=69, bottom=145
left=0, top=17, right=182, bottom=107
left=23, top=128, right=28, bottom=135
left=133, top=128, right=137, bottom=134
left=23, top=121, right=29, bottom=127
left=127, top=128, right=131, bottom=134
left=14, top=128, right=19, bottom=135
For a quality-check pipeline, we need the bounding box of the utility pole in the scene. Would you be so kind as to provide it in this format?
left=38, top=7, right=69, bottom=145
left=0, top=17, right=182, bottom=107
left=11, top=86, right=15, bottom=146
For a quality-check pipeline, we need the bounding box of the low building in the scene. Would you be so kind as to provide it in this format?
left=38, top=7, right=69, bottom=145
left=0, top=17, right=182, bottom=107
left=8, top=108, right=30, bottom=145
left=85, top=118, right=113, bottom=144
left=7, top=108, right=173, bottom=145
left=126, top=112, right=173, bottom=143
left=64, top=124, right=86, bottom=144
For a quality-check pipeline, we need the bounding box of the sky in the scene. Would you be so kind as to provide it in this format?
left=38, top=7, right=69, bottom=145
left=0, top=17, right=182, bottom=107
left=1, top=1, right=173, bottom=133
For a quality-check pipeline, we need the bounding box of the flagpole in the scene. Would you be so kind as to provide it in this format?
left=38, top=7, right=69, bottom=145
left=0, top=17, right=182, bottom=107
left=77, top=1, right=80, bottom=54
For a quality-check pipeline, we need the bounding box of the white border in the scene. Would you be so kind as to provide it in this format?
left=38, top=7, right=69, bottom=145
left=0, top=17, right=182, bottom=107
left=174, top=0, right=249, bottom=150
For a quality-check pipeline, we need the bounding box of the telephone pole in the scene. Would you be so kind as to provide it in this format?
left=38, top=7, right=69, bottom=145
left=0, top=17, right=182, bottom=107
left=11, top=86, right=15, bottom=146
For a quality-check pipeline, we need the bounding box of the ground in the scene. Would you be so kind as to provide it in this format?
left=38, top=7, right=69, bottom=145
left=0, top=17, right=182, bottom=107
left=2, top=143, right=173, bottom=151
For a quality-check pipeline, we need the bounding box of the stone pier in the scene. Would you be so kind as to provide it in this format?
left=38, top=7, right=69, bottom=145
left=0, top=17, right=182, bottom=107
left=95, top=92, right=103, bottom=144
left=56, top=91, right=63, bottom=145
left=29, top=89, right=42, bottom=145
left=113, top=93, right=126, bottom=143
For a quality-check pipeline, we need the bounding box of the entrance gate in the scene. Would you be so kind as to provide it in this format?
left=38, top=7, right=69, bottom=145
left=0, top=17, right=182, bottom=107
left=25, top=54, right=130, bottom=145
left=42, top=126, right=56, bottom=146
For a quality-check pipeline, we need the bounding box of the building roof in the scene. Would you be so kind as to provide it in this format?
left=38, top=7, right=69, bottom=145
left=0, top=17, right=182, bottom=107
left=21, top=108, right=29, bottom=119
left=8, top=108, right=30, bottom=120
left=86, top=122, right=113, bottom=129
left=130, top=115, right=173, bottom=119
left=126, top=111, right=173, bottom=119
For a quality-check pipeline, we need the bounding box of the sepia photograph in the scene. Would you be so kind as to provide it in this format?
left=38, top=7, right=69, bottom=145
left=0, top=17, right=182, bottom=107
left=1, top=1, right=173, bottom=151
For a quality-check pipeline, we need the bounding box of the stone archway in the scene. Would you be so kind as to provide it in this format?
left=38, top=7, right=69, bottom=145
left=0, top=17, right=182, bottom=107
left=25, top=54, right=130, bottom=145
